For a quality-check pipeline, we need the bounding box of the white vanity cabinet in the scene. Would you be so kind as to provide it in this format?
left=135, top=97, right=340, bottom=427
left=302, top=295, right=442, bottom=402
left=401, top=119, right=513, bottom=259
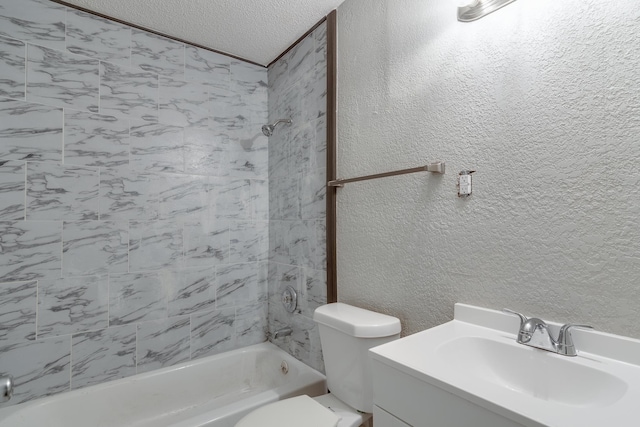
left=373, top=405, right=410, bottom=427
left=371, top=358, right=526, bottom=427
left=368, top=303, right=640, bottom=427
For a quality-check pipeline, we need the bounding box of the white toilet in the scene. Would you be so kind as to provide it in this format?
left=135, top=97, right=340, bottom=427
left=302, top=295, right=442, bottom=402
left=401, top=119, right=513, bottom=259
left=236, top=303, right=401, bottom=427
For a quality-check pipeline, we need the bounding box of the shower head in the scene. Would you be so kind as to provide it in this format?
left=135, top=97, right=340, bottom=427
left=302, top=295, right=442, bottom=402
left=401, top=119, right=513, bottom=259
left=262, top=119, right=292, bottom=137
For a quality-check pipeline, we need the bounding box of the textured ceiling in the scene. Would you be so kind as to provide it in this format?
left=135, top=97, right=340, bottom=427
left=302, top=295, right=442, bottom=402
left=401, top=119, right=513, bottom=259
left=59, top=0, right=345, bottom=66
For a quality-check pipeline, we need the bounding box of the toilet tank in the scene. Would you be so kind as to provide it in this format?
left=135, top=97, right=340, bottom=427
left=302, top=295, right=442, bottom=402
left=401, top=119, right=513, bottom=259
left=313, top=303, right=401, bottom=413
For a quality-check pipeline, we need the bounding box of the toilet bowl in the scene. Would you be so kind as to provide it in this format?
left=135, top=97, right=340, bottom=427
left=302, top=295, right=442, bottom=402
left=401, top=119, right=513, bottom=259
left=235, top=303, right=401, bottom=427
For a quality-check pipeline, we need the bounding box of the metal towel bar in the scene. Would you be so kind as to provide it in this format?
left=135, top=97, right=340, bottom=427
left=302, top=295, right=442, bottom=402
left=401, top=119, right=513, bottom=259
left=327, top=162, right=445, bottom=188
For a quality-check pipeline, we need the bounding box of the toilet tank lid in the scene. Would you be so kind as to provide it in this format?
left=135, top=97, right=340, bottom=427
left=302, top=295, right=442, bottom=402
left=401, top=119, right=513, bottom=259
left=313, top=303, right=401, bottom=338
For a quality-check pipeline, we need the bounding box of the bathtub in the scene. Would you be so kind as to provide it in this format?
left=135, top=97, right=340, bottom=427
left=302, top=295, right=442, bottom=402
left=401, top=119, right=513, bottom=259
left=0, top=342, right=326, bottom=427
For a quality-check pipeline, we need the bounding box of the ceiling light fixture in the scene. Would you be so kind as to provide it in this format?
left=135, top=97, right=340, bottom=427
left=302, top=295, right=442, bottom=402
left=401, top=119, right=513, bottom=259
left=457, top=0, right=518, bottom=22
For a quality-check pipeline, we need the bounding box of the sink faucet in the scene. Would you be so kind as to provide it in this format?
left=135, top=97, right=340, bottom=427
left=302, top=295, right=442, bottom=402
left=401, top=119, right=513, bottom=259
left=503, top=309, right=593, bottom=356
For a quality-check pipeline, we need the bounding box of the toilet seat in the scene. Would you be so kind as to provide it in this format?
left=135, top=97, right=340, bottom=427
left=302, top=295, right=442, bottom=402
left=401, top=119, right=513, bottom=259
left=235, top=395, right=340, bottom=427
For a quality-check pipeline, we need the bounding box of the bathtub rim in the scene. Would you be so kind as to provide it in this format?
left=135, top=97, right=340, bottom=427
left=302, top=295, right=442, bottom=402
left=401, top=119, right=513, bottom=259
left=0, top=341, right=326, bottom=423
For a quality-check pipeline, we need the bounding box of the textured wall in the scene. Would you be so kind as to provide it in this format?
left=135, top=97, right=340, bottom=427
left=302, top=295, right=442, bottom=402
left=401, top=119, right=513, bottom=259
left=336, top=0, right=640, bottom=338
left=267, top=22, right=327, bottom=372
left=0, top=0, right=268, bottom=405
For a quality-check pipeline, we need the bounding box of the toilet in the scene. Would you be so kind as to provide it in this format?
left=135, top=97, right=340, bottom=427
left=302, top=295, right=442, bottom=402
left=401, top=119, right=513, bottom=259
left=236, top=303, right=401, bottom=427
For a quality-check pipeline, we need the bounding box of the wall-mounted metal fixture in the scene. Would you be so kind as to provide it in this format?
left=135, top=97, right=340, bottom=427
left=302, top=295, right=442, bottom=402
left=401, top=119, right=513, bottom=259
left=328, top=162, right=445, bottom=188
left=282, top=286, right=298, bottom=313
left=458, top=0, right=517, bottom=22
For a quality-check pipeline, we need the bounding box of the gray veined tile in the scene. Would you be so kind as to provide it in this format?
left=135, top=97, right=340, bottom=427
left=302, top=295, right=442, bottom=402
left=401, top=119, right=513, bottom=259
left=183, top=219, right=229, bottom=268
left=26, top=161, right=99, bottom=221
left=268, top=263, right=301, bottom=303
left=27, top=44, right=99, bottom=113
left=231, top=61, right=267, bottom=98
left=215, top=262, right=264, bottom=309
left=130, top=122, right=184, bottom=173
left=268, top=128, right=290, bottom=179
left=37, top=275, right=108, bottom=338
left=229, top=221, right=268, bottom=264
left=136, top=316, right=190, bottom=374
left=267, top=52, right=289, bottom=94
left=185, top=46, right=230, bottom=85
left=315, top=219, right=327, bottom=272
left=62, top=221, right=128, bottom=277
left=71, top=325, right=136, bottom=389
left=168, top=265, right=217, bottom=316
left=132, top=29, right=184, bottom=79
left=66, top=9, right=131, bottom=67
left=100, top=62, right=158, bottom=122
left=0, top=220, right=61, bottom=282
left=190, top=307, right=236, bottom=359
left=0, top=280, right=37, bottom=342
left=0, top=159, right=25, bottom=220
left=314, top=115, right=327, bottom=158
left=99, top=167, right=158, bottom=221
left=225, top=138, right=268, bottom=179
left=108, top=271, right=168, bottom=325
left=0, top=36, right=25, bottom=99
left=287, top=220, right=317, bottom=268
left=0, top=0, right=66, bottom=50
left=184, top=127, right=227, bottom=176
left=0, top=336, right=70, bottom=404
left=300, top=70, right=327, bottom=123
left=128, top=220, right=183, bottom=271
left=272, top=175, right=301, bottom=220
left=159, top=77, right=209, bottom=127
left=0, top=98, right=62, bottom=162
left=250, top=179, right=269, bottom=221
left=290, top=122, right=320, bottom=175
left=236, top=302, right=267, bottom=347
left=208, top=177, right=252, bottom=220
left=155, top=173, right=208, bottom=220
left=301, top=169, right=326, bottom=220
left=288, top=33, right=315, bottom=86
left=208, top=81, right=239, bottom=133
left=269, top=221, right=290, bottom=265
left=299, top=267, right=326, bottom=318
left=64, top=111, right=129, bottom=168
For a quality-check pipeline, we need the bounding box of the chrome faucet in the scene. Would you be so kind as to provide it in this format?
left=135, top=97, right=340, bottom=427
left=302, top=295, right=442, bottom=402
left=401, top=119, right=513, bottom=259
left=1, top=375, right=14, bottom=402
left=273, top=327, right=293, bottom=340
left=503, top=309, right=593, bottom=356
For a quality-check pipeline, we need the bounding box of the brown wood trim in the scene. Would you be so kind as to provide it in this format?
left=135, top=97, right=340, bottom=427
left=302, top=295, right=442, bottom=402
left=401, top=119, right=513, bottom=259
left=326, top=10, right=338, bottom=304
left=49, top=0, right=265, bottom=67
left=267, top=17, right=327, bottom=68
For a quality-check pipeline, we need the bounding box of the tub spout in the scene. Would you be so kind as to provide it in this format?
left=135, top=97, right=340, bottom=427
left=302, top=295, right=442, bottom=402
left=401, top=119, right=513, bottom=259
left=1, top=375, right=14, bottom=402
left=273, top=327, right=293, bottom=339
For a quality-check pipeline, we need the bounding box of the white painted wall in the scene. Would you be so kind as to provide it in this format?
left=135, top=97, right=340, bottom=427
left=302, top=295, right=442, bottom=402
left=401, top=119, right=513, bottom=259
left=336, top=0, right=640, bottom=337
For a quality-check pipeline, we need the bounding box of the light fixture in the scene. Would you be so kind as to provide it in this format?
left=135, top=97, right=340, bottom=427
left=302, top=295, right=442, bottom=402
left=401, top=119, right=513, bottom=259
left=457, top=0, right=517, bottom=22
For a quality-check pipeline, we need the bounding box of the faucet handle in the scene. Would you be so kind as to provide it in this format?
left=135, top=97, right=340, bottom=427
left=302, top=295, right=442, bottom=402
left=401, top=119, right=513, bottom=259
left=502, top=308, right=528, bottom=326
left=556, top=324, right=594, bottom=356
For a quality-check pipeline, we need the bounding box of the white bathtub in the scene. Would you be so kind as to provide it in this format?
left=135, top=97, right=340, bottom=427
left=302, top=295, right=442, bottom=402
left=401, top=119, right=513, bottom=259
left=0, top=342, right=326, bottom=427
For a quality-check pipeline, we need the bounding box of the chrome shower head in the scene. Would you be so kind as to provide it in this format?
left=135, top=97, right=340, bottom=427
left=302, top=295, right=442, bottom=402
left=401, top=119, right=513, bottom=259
left=262, top=119, right=292, bottom=137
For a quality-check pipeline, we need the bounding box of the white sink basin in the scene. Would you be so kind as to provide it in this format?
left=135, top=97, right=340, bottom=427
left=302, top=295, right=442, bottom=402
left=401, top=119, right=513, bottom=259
left=437, top=336, right=627, bottom=407
left=370, top=304, right=640, bottom=427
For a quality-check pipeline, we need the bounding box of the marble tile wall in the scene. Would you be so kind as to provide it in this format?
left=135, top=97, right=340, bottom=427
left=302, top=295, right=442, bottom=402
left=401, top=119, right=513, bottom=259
left=0, top=0, right=268, bottom=406
left=267, top=22, right=327, bottom=373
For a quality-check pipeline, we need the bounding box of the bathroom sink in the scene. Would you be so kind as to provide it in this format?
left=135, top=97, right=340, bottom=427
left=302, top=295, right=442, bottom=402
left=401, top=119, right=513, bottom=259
left=436, top=336, right=627, bottom=407
left=369, top=304, right=640, bottom=427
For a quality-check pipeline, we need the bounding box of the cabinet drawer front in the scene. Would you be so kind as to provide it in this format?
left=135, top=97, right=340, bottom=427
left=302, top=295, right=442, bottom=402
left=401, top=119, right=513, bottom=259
left=374, top=405, right=411, bottom=427
left=373, top=360, right=526, bottom=427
